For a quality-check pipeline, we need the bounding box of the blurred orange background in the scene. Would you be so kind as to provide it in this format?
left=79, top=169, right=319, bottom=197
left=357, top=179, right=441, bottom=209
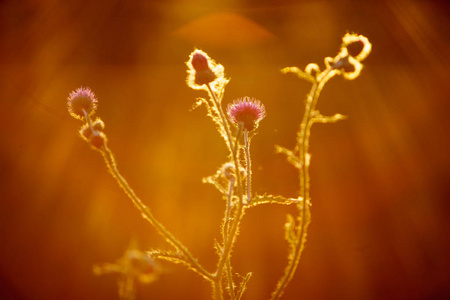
left=1, top=0, right=450, bottom=299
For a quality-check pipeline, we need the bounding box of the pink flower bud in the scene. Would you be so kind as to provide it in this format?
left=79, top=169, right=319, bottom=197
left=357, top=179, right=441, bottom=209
left=187, top=49, right=224, bottom=88
left=227, top=97, right=266, bottom=131
left=191, top=51, right=210, bottom=72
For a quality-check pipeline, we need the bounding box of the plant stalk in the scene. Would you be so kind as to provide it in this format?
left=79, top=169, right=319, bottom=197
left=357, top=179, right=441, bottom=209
left=271, top=69, right=336, bottom=300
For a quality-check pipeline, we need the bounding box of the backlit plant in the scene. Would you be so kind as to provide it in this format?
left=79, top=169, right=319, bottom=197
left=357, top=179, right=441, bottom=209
left=67, top=33, right=371, bottom=300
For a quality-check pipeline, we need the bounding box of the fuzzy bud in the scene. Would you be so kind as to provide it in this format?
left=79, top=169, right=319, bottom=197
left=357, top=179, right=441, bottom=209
left=189, top=50, right=217, bottom=85
left=191, top=51, right=210, bottom=72
left=89, top=131, right=107, bottom=149
left=221, top=162, right=246, bottom=182
left=79, top=118, right=105, bottom=141
left=187, top=49, right=225, bottom=90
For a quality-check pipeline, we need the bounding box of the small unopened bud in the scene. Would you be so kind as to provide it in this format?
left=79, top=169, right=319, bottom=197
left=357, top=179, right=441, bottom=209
left=189, top=50, right=217, bottom=85
left=89, top=131, right=107, bottom=149
left=221, top=162, right=246, bottom=181
left=222, top=162, right=236, bottom=181
left=191, top=51, right=210, bottom=72
left=79, top=118, right=105, bottom=141
left=187, top=49, right=225, bottom=90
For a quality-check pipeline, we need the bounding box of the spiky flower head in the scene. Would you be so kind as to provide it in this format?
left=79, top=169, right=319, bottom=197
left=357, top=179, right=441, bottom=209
left=186, top=49, right=225, bottom=90
left=227, top=97, right=266, bottom=131
left=67, top=87, right=98, bottom=120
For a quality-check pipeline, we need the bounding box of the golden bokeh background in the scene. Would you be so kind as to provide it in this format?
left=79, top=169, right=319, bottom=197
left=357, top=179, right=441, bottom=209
left=1, top=0, right=450, bottom=299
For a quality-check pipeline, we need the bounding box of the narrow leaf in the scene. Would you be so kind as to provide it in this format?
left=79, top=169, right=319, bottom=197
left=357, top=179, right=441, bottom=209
left=246, top=194, right=302, bottom=208
left=312, top=113, right=347, bottom=124
left=236, top=272, right=252, bottom=300
left=281, top=67, right=315, bottom=83
left=275, top=145, right=301, bottom=169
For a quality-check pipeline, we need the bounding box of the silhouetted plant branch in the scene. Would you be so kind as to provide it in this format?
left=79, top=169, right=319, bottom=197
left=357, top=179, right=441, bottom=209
left=66, top=33, right=371, bottom=300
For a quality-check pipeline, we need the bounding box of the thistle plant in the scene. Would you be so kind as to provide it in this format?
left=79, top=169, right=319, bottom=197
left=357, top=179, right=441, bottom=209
left=66, top=33, right=371, bottom=299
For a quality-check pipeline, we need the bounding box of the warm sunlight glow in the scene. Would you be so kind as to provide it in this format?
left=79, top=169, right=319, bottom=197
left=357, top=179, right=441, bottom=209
left=1, top=1, right=449, bottom=300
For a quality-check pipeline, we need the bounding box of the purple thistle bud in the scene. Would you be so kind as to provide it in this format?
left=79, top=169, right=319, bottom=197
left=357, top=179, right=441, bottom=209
left=89, top=130, right=107, bottom=150
left=67, top=87, right=98, bottom=120
left=187, top=49, right=223, bottom=88
left=227, top=97, right=266, bottom=131
left=191, top=51, right=210, bottom=72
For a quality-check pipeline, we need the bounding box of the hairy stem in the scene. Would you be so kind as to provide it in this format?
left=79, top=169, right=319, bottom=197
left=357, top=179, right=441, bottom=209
left=271, top=69, right=336, bottom=300
left=213, top=281, right=224, bottom=300
left=224, top=179, right=234, bottom=244
left=223, top=125, right=242, bottom=244
left=226, top=259, right=236, bottom=300
left=207, top=84, right=235, bottom=155
left=99, top=145, right=213, bottom=282
left=207, top=83, right=245, bottom=299
left=244, top=130, right=251, bottom=204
